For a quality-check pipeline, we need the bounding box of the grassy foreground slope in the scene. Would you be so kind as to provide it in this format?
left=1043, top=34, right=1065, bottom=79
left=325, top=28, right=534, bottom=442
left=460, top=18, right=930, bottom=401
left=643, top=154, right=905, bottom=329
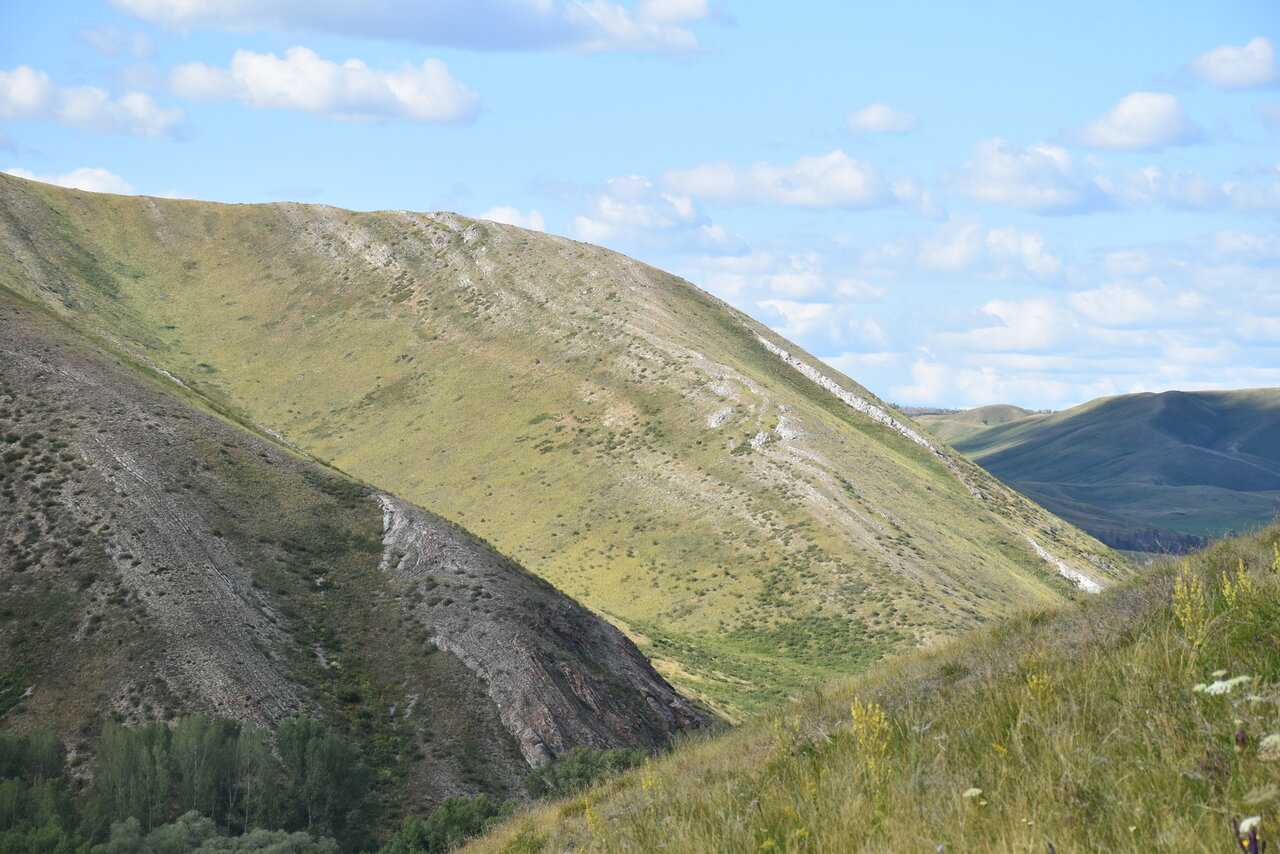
left=0, top=173, right=1121, bottom=717
left=914, top=404, right=1036, bottom=445
left=472, top=525, right=1280, bottom=853
left=953, top=390, right=1280, bottom=552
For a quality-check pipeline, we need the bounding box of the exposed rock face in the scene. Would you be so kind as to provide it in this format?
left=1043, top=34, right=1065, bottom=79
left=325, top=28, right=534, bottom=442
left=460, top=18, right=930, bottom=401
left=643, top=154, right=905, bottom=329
left=0, top=294, right=308, bottom=729
left=0, top=290, right=706, bottom=806
left=376, top=495, right=707, bottom=765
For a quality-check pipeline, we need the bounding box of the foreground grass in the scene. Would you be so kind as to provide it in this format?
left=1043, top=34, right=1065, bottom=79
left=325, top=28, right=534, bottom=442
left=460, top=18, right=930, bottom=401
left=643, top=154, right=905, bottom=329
left=471, top=525, right=1280, bottom=852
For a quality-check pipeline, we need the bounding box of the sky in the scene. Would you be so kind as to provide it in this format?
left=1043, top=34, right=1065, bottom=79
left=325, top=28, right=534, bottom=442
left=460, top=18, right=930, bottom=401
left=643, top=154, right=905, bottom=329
left=2, top=1, right=1278, bottom=409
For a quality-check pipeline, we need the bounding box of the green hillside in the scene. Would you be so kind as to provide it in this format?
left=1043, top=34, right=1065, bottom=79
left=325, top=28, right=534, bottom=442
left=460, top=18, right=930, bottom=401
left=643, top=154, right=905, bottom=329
left=0, top=173, right=1122, bottom=719
left=470, top=525, right=1280, bottom=853
left=915, top=404, right=1037, bottom=445
left=0, top=286, right=705, bottom=839
left=952, top=390, right=1280, bottom=552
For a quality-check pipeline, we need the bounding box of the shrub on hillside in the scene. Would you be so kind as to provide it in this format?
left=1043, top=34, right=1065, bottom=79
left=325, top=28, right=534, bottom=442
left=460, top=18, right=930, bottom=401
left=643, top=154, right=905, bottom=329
left=524, top=747, right=646, bottom=799
left=379, top=796, right=512, bottom=854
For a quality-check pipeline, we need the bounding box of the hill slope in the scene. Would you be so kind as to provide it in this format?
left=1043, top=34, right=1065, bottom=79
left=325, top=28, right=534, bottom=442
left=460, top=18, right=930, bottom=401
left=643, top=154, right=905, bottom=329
left=0, top=173, right=1122, bottom=717
left=952, top=390, right=1280, bottom=552
left=0, top=288, right=705, bottom=819
left=915, top=404, right=1036, bottom=444
left=470, top=525, right=1280, bottom=853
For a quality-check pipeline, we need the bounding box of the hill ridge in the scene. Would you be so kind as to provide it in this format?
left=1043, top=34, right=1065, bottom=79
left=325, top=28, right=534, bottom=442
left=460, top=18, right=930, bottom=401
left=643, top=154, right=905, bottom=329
left=0, top=171, right=1122, bottom=716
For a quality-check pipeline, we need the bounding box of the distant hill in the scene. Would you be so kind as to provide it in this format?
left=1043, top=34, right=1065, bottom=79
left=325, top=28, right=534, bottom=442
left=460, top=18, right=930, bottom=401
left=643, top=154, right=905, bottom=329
left=916, top=404, right=1038, bottom=445
left=0, top=172, right=1121, bottom=719
left=948, top=390, right=1280, bottom=552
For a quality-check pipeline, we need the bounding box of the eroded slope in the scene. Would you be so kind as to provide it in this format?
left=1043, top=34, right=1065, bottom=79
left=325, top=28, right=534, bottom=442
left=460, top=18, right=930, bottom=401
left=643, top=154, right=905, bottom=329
left=0, top=173, right=1124, bottom=716
left=0, top=289, right=705, bottom=816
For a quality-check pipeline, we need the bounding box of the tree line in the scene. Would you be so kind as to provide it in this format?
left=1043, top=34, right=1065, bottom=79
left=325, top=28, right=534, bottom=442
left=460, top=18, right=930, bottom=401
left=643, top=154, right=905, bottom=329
left=0, top=715, right=368, bottom=853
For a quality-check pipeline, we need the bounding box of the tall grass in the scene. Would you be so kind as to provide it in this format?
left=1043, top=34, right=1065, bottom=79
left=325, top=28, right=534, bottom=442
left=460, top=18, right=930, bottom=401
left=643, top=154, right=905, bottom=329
left=470, top=525, right=1280, bottom=852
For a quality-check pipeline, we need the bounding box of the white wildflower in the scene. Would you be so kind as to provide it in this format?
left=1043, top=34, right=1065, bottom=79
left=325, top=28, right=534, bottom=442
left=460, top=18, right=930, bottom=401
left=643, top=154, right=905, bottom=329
left=1194, top=675, right=1252, bottom=696
left=962, top=787, right=983, bottom=799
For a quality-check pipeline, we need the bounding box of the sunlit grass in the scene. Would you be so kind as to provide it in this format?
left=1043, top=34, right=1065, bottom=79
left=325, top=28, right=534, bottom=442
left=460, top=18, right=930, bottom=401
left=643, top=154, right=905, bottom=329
left=471, top=525, right=1280, bottom=852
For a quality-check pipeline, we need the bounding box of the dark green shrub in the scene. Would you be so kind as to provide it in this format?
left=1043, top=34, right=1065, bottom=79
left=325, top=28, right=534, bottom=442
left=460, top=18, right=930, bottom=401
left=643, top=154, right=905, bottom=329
left=524, top=747, right=646, bottom=799
left=379, top=796, right=512, bottom=854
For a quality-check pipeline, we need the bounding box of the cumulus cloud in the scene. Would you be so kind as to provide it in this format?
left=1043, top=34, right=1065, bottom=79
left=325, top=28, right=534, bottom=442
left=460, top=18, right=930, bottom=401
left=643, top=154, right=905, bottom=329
left=480, top=205, right=545, bottom=231
left=113, top=0, right=717, bottom=53
left=756, top=299, right=888, bottom=350
left=1110, top=165, right=1280, bottom=212
left=847, top=103, right=918, bottom=135
left=1190, top=36, right=1277, bottom=90
left=940, top=298, right=1068, bottom=352
left=572, top=174, right=733, bottom=250
left=171, top=48, right=478, bottom=123
left=955, top=138, right=1111, bottom=214
left=1067, top=282, right=1205, bottom=328
left=5, top=166, right=135, bottom=194
left=1076, top=92, right=1202, bottom=151
left=0, top=65, right=181, bottom=136
left=664, top=150, right=895, bottom=208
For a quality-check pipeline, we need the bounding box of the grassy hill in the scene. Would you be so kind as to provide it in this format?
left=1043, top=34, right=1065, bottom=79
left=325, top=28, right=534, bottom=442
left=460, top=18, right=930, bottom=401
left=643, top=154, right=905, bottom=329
left=915, top=404, right=1037, bottom=445
left=469, top=524, right=1280, bottom=853
left=950, top=390, right=1280, bottom=553
left=0, top=173, right=1122, bottom=719
left=0, top=286, right=705, bottom=831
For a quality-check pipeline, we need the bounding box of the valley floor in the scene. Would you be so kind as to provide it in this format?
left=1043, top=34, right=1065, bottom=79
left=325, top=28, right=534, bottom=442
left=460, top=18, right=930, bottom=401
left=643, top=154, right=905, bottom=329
left=469, top=525, right=1280, bottom=853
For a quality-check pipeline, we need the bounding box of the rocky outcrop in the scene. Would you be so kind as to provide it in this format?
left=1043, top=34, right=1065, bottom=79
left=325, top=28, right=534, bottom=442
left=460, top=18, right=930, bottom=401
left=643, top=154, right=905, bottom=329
left=376, top=495, right=708, bottom=766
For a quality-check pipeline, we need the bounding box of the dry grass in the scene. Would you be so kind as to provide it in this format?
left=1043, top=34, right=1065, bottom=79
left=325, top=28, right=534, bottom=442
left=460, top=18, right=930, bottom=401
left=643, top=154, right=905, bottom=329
left=469, top=525, right=1280, bottom=853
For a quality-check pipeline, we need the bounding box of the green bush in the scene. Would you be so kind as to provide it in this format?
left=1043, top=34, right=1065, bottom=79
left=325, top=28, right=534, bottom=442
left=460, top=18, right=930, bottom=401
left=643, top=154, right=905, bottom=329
left=524, top=748, right=646, bottom=799
left=379, top=796, right=512, bottom=854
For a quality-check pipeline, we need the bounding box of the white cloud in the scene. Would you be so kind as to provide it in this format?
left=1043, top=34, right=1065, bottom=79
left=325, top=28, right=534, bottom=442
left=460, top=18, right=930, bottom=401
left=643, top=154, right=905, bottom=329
left=847, top=103, right=917, bottom=135
left=985, top=227, right=1062, bottom=278
left=1067, top=282, right=1205, bottom=328
left=756, top=299, right=888, bottom=349
left=1213, top=230, right=1280, bottom=261
left=636, top=0, right=710, bottom=23
left=572, top=174, right=732, bottom=251
left=941, top=298, right=1067, bottom=352
left=1077, top=92, right=1201, bottom=151
left=1190, top=36, right=1277, bottom=90
left=1111, top=165, right=1280, bottom=212
left=835, top=279, right=886, bottom=302
left=874, top=221, right=1062, bottom=280
left=114, top=0, right=715, bottom=53
left=956, top=138, right=1110, bottom=214
left=0, top=65, right=181, bottom=136
left=480, top=205, right=545, bottom=231
left=664, top=150, right=893, bottom=208
left=5, top=166, right=135, bottom=194
left=0, top=66, right=53, bottom=118
left=171, top=47, right=478, bottom=123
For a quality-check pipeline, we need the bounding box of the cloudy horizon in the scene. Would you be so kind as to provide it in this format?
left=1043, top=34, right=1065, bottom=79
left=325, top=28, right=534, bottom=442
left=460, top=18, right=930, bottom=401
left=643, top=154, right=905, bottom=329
left=3, top=0, right=1278, bottom=409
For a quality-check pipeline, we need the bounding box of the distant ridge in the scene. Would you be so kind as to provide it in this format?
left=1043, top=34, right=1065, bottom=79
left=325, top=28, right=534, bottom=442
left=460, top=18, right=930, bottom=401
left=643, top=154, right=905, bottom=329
left=945, top=389, right=1280, bottom=552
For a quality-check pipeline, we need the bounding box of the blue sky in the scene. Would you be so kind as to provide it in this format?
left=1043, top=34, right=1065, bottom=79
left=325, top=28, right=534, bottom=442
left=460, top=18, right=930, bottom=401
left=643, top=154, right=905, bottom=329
left=2, top=0, right=1278, bottom=408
